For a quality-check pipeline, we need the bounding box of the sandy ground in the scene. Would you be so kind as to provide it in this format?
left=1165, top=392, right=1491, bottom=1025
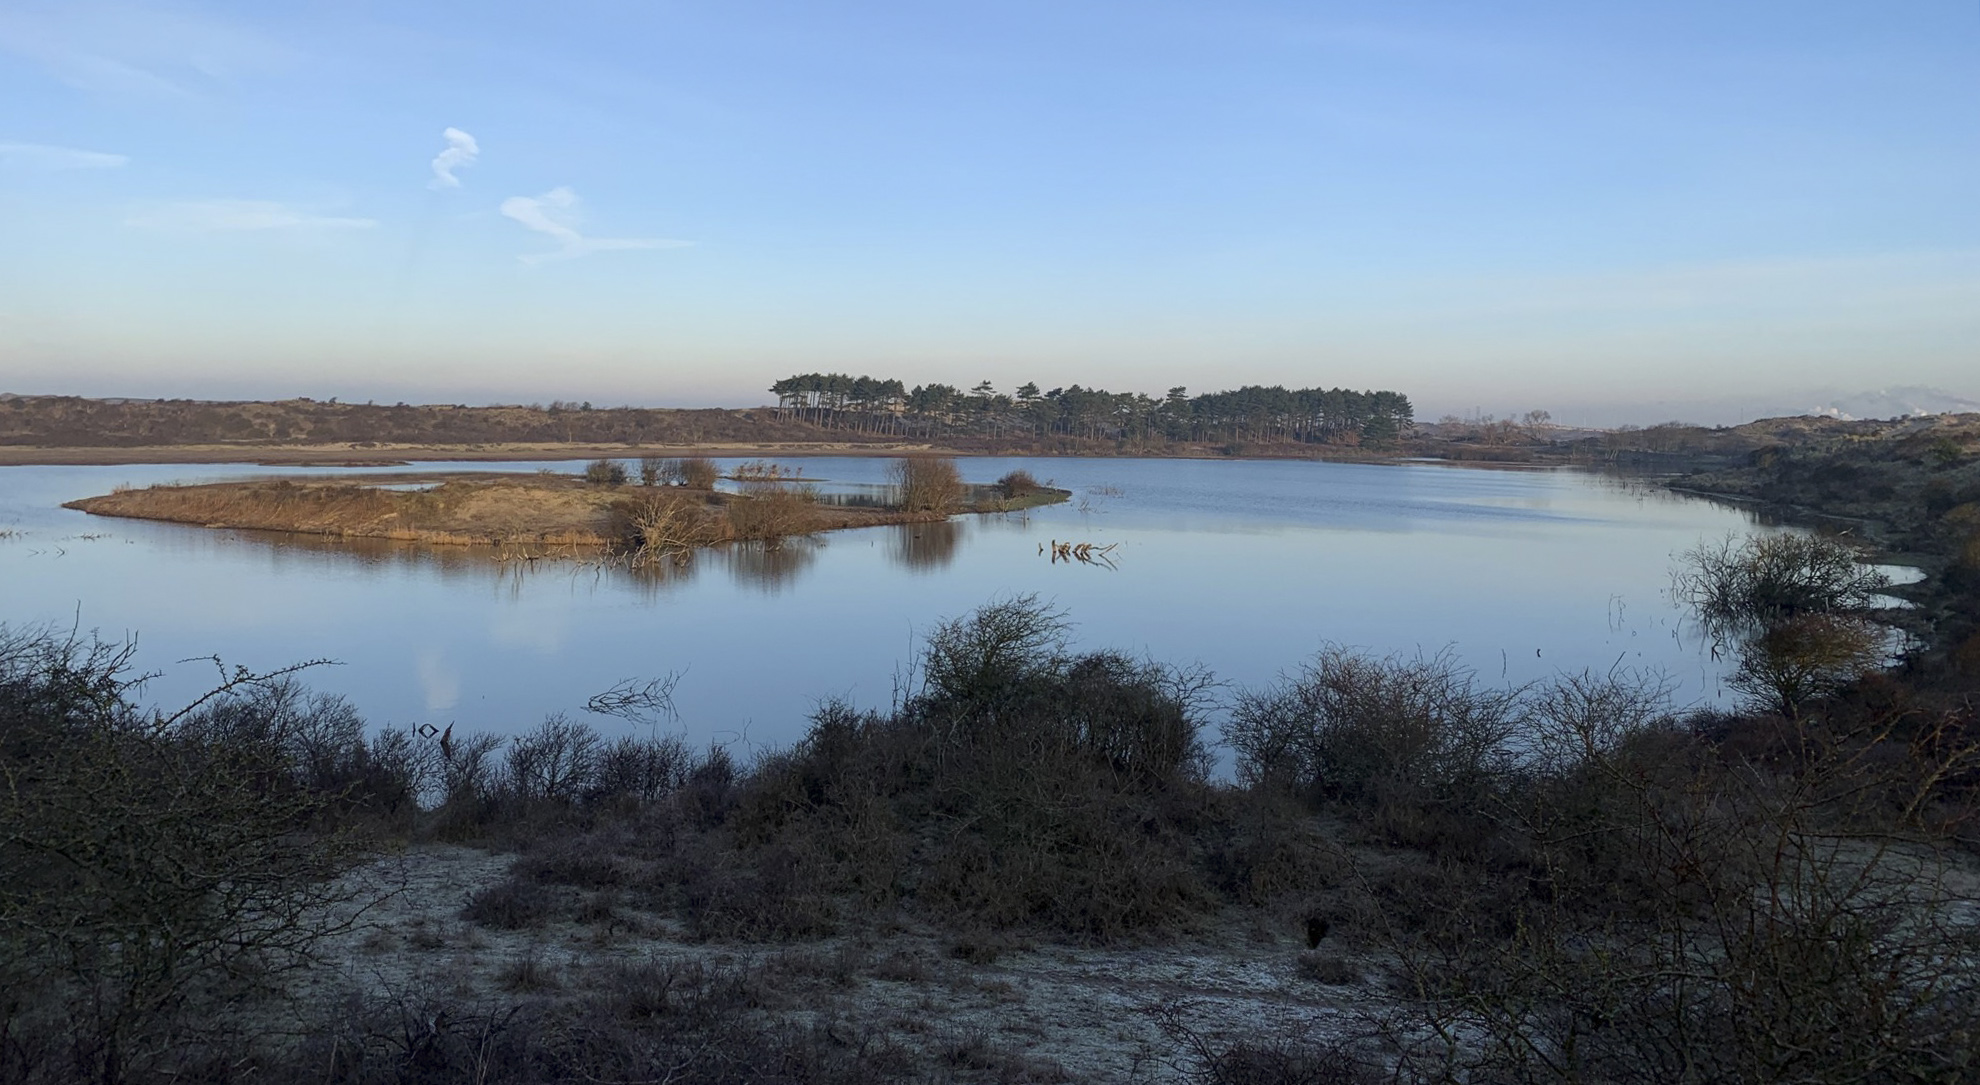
left=307, top=845, right=1371, bottom=1083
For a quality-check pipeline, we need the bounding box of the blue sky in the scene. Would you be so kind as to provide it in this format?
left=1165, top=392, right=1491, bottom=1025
left=1, top=1, right=1974, bottom=424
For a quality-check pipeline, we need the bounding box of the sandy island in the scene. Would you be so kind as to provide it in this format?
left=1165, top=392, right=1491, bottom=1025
left=62, top=471, right=1070, bottom=554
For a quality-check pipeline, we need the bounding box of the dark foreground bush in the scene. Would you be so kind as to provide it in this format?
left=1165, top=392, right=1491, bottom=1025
left=1226, top=647, right=1522, bottom=846
left=0, top=628, right=375, bottom=1085
left=722, top=595, right=1224, bottom=938
left=1373, top=707, right=1980, bottom=1085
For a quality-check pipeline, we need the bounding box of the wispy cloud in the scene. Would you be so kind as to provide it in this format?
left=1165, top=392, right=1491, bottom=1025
left=428, top=127, right=478, bottom=189
left=0, top=141, right=127, bottom=169
left=126, top=199, right=377, bottom=232
left=0, top=4, right=296, bottom=101
left=498, top=186, right=688, bottom=264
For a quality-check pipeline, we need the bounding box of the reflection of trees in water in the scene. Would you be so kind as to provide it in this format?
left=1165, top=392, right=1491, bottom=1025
left=721, top=538, right=821, bottom=592
left=807, top=483, right=890, bottom=509
left=231, top=528, right=500, bottom=585
left=971, top=508, right=1041, bottom=535
left=887, top=519, right=962, bottom=572
left=616, top=549, right=702, bottom=600
left=216, top=524, right=713, bottom=599
left=190, top=521, right=831, bottom=600
left=1586, top=469, right=1765, bottom=522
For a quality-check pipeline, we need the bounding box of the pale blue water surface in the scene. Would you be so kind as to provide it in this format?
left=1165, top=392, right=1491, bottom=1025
left=1, top=457, right=1765, bottom=752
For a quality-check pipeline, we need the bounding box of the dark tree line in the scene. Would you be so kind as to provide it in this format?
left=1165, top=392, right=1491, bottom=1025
left=768, top=374, right=1414, bottom=446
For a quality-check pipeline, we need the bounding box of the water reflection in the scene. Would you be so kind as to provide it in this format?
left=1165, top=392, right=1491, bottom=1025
left=215, top=526, right=504, bottom=584
left=888, top=519, right=963, bottom=572
left=1, top=457, right=1786, bottom=748
left=478, top=539, right=821, bottom=598
left=718, top=538, right=821, bottom=593
left=620, top=549, right=704, bottom=600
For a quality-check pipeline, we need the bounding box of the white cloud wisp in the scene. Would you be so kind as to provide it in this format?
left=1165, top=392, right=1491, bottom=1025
left=0, top=141, right=128, bottom=169
left=428, top=127, right=478, bottom=189
left=498, top=186, right=687, bottom=264
left=126, top=199, right=377, bottom=232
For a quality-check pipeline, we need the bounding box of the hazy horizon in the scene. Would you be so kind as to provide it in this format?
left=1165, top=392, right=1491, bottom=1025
left=3, top=2, right=1975, bottom=425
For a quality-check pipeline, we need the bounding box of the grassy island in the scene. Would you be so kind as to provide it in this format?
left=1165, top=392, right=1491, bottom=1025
left=62, top=457, right=1069, bottom=559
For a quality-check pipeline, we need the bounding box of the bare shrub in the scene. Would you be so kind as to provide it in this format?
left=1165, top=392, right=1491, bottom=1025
left=1728, top=612, right=1888, bottom=717
left=678, top=456, right=719, bottom=489
left=435, top=729, right=503, bottom=802
left=678, top=745, right=739, bottom=828
left=719, top=598, right=1220, bottom=939
left=996, top=468, right=1041, bottom=499
left=920, top=592, right=1068, bottom=705
left=612, top=490, right=717, bottom=560
left=1675, top=532, right=1890, bottom=635
left=724, top=485, right=818, bottom=543
left=1377, top=710, right=1980, bottom=1085
left=1227, top=647, right=1521, bottom=840
left=589, top=732, right=692, bottom=806
left=504, top=715, right=602, bottom=805
left=637, top=455, right=668, bottom=486
left=888, top=455, right=964, bottom=513
left=0, top=629, right=370, bottom=1084
left=582, top=458, right=627, bottom=486
left=1524, top=668, right=1678, bottom=773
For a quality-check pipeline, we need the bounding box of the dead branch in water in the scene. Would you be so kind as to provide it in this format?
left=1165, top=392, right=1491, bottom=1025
left=1042, top=539, right=1119, bottom=569
left=584, top=674, right=683, bottom=726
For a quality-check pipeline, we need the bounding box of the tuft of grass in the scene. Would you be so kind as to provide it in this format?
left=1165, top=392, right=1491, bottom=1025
left=462, top=875, right=558, bottom=930
left=498, top=948, right=561, bottom=993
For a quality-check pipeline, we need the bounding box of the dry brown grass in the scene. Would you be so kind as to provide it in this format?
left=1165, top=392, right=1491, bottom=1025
left=66, top=476, right=623, bottom=546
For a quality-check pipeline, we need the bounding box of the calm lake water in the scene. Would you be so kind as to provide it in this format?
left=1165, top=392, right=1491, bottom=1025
left=2, top=456, right=1770, bottom=753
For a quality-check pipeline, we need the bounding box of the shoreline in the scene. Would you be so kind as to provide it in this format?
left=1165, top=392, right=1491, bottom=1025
left=0, top=440, right=1429, bottom=468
